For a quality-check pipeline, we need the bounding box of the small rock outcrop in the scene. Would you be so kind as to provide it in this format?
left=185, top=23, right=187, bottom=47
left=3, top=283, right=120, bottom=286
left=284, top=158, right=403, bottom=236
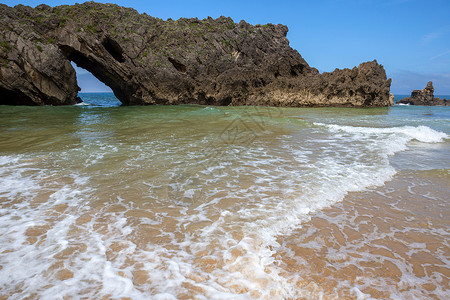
left=0, top=2, right=392, bottom=106
left=397, top=81, right=449, bottom=106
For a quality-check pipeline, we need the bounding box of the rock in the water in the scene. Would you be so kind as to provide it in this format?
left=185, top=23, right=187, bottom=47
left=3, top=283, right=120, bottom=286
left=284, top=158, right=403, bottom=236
left=397, top=81, right=449, bottom=106
left=432, top=97, right=450, bottom=106
left=0, top=2, right=392, bottom=106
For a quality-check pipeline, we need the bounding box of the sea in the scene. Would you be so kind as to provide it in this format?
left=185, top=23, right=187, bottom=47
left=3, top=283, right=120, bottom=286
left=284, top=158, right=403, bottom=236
left=0, top=93, right=449, bottom=299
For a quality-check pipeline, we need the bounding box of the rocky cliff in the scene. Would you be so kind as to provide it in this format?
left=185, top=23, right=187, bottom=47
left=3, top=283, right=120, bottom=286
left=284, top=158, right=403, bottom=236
left=0, top=2, right=392, bottom=106
left=397, top=82, right=449, bottom=106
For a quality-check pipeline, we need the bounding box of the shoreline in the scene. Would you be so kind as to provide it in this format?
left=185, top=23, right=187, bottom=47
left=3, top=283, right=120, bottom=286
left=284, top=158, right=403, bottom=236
left=276, top=168, right=450, bottom=298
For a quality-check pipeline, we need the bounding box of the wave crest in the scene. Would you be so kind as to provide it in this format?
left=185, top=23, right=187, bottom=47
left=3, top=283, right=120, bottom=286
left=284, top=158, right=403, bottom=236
left=315, top=123, right=448, bottom=143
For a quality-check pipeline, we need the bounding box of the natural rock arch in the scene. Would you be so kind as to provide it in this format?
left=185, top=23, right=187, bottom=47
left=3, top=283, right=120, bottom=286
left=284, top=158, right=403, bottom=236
left=58, top=41, right=137, bottom=105
left=0, top=2, right=392, bottom=107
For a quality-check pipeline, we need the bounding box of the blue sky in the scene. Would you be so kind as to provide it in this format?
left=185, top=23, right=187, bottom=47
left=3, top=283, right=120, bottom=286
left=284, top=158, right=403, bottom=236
left=6, top=0, right=450, bottom=94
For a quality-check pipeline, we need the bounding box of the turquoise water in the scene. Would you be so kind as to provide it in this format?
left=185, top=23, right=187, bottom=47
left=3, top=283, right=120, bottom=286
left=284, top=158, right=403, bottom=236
left=0, top=93, right=449, bottom=299
left=78, top=92, right=122, bottom=107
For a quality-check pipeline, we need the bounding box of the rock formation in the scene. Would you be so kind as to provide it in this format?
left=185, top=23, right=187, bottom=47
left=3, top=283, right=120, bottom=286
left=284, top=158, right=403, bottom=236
left=397, top=81, right=449, bottom=106
left=0, top=2, right=392, bottom=106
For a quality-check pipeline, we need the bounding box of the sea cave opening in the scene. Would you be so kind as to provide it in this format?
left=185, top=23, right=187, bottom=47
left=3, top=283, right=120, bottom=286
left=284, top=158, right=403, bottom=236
left=71, top=62, right=121, bottom=107
left=59, top=44, right=124, bottom=106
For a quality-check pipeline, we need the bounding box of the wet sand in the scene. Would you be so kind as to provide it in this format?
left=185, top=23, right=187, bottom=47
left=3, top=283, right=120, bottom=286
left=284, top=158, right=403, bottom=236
left=277, top=169, right=449, bottom=299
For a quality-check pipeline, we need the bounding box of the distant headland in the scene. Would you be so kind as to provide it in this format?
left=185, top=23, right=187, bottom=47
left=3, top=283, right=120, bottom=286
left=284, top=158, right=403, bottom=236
left=0, top=2, right=392, bottom=107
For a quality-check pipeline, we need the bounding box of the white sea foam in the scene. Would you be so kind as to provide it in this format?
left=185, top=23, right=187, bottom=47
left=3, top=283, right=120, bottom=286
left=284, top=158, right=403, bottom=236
left=316, top=123, right=448, bottom=143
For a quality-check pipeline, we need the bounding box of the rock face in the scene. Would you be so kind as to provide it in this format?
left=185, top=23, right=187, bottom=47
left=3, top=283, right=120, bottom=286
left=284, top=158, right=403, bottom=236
left=397, top=82, right=449, bottom=106
left=0, top=2, right=392, bottom=106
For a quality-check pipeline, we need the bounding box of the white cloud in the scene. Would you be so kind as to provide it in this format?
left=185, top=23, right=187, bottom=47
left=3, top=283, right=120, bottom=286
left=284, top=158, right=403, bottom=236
left=422, top=31, right=443, bottom=45
left=422, top=26, right=450, bottom=45
left=430, top=49, right=450, bottom=60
